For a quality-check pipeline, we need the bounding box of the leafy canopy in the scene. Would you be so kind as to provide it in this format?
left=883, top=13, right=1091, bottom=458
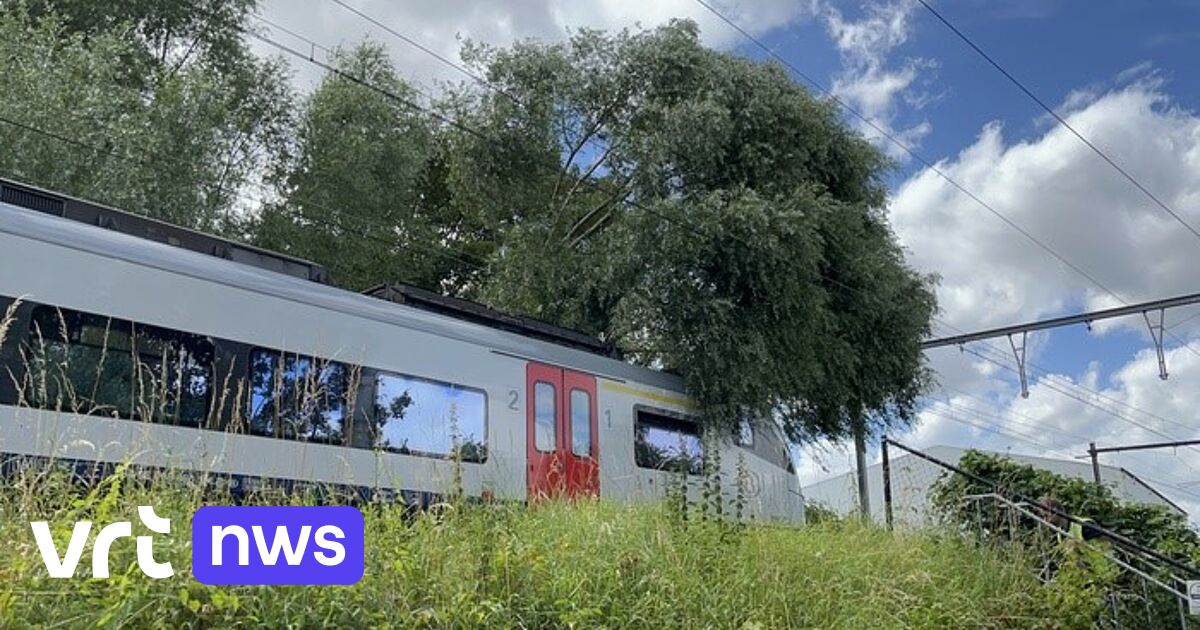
left=444, top=21, right=937, bottom=440
left=253, top=43, right=453, bottom=292
left=0, top=7, right=936, bottom=444
left=0, top=3, right=292, bottom=230
left=932, top=450, right=1200, bottom=564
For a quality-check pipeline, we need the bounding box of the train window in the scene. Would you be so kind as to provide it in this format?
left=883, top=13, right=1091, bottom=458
left=570, top=389, right=591, bottom=457
left=634, top=409, right=703, bottom=475
left=533, top=381, right=556, bottom=453
left=20, top=306, right=213, bottom=426
left=736, top=419, right=754, bottom=446
left=248, top=349, right=350, bottom=444
left=374, top=372, right=487, bottom=462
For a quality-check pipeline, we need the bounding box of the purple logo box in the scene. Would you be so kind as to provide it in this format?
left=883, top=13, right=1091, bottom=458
left=192, top=506, right=364, bottom=585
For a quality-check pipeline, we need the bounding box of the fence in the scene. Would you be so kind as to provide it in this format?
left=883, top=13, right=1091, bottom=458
left=881, top=437, right=1199, bottom=629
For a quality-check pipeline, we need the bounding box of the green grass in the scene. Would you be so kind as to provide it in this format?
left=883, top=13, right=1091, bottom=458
left=0, top=468, right=1097, bottom=629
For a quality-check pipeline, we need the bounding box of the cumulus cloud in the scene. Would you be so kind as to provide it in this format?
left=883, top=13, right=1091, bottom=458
left=803, top=73, right=1200, bottom=524
left=254, top=0, right=814, bottom=91
left=820, top=0, right=937, bottom=158
left=802, top=341, right=1200, bottom=525
left=891, top=80, right=1200, bottom=335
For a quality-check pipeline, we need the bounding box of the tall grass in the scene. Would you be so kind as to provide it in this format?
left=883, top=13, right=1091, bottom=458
left=0, top=298, right=19, bottom=347
left=0, top=468, right=1094, bottom=629
left=0, top=308, right=1100, bottom=627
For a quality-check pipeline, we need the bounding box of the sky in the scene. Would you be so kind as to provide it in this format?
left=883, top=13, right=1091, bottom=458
left=254, top=0, right=1200, bottom=522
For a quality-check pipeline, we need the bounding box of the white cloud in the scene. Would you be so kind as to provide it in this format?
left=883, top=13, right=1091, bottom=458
left=801, top=341, right=1200, bottom=524
left=255, top=0, right=814, bottom=92
left=891, top=80, right=1200, bottom=335
left=802, top=74, right=1200, bottom=524
left=820, top=0, right=936, bottom=158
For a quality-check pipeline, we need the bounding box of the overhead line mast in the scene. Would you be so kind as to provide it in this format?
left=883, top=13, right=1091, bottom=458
left=923, top=290, right=1200, bottom=397
left=922, top=290, right=1200, bottom=349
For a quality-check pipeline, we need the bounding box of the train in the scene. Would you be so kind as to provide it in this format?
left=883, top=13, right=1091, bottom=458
left=0, top=177, right=804, bottom=522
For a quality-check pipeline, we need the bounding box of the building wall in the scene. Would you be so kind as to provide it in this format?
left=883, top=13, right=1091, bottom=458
left=802, top=445, right=1183, bottom=527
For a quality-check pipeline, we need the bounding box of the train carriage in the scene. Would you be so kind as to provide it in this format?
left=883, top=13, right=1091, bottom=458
left=0, top=178, right=803, bottom=522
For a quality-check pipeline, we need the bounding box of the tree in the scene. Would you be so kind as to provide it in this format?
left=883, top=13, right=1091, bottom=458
left=252, top=42, right=457, bottom=291
left=932, top=451, right=1200, bottom=561
left=0, top=3, right=292, bottom=230
left=444, top=21, right=936, bottom=440
left=18, top=0, right=258, bottom=72
left=931, top=450, right=1199, bottom=628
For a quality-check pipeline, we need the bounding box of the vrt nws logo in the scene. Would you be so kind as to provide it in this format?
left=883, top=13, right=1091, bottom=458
left=31, top=506, right=173, bottom=579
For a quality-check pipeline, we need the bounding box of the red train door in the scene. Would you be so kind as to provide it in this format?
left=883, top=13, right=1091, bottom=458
left=526, top=362, right=599, bottom=500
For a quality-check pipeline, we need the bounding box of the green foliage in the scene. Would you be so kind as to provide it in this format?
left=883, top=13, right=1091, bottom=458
left=1040, top=541, right=1120, bottom=629
left=252, top=42, right=458, bottom=291
left=0, top=469, right=1097, bottom=628
left=0, top=6, right=935, bottom=445
left=0, top=3, right=293, bottom=230
left=803, top=502, right=842, bottom=526
left=930, top=450, right=1200, bottom=565
left=19, top=0, right=259, bottom=75
left=931, top=450, right=1200, bottom=629
left=450, top=22, right=937, bottom=440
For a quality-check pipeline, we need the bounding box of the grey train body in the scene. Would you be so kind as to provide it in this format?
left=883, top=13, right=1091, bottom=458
left=0, top=183, right=803, bottom=522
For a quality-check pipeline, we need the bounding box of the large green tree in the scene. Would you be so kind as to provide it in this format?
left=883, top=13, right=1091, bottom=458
left=252, top=43, right=460, bottom=292
left=0, top=3, right=291, bottom=230
left=443, top=21, right=936, bottom=440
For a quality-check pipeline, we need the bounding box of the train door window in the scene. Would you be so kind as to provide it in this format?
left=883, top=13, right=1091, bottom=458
left=533, top=381, right=556, bottom=452
left=373, top=372, right=487, bottom=462
left=248, top=349, right=349, bottom=444
left=569, top=389, right=591, bottom=457
left=634, top=409, right=703, bottom=475
left=21, top=305, right=213, bottom=425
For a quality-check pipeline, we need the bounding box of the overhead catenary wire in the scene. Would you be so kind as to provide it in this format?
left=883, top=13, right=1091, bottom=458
left=960, top=336, right=1200, bottom=437
left=927, top=321, right=1200, bottom=469
left=930, top=394, right=1092, bottom=444
left=25, top=8, right=1196, bottom=461
left=252, top=1, right=1200, bottom=392
left=254, top=11, right=1200, bottom=475
left=0, top=113, right=489, bottom=280
left=14, top=15, right=1200, bottom=519
left=3, top=21, right=920, bottom=357
left=959, top=343, right=1200, bottom=474
left=929, top=317, right=1200, bottom=436
left=693, top=0, right=1200, bottom=363
left=919, top=405, right=1067, bottom=451
left=936, top=341, right=1200, bottom=487
left=685, top=1, right=1200, bottom=513
left=5, top=12, right=905, bottom=333
left=324, top=0, right=522, bottom=106
left=922, top=393, right=1200, bottom=510
left=315, top=0, right=633, bottom=247
left=926, top=349, right=1199, bottom=488
left=248, top=29, right=490, bottom=142
left=932, top=383, right=1200, bottom=493
left=272, top=2, right=1200, bottom=368
left=938, top=383, right=1092, bottom=441
left=691, top=0, right=1123, bottom=300
left=243, top=23, right=942, bottom=326
left=915, top=0, right=1200, bottom=245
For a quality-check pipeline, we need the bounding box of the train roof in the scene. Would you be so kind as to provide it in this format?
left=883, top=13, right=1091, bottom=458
left=0, top=178, right=329, bottom=283
left=365, top=283, right=620, bottom=358
left=0, top=177, right=684, bottom=393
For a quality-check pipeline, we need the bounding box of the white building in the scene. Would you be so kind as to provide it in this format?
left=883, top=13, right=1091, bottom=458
left=802, top=445, right=1186, bottom=527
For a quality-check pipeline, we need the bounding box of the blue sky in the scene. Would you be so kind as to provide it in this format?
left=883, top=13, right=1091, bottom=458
left=726, top=0, right=1200, bottom=380
left=258, top=0, right=1200, bottom=519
